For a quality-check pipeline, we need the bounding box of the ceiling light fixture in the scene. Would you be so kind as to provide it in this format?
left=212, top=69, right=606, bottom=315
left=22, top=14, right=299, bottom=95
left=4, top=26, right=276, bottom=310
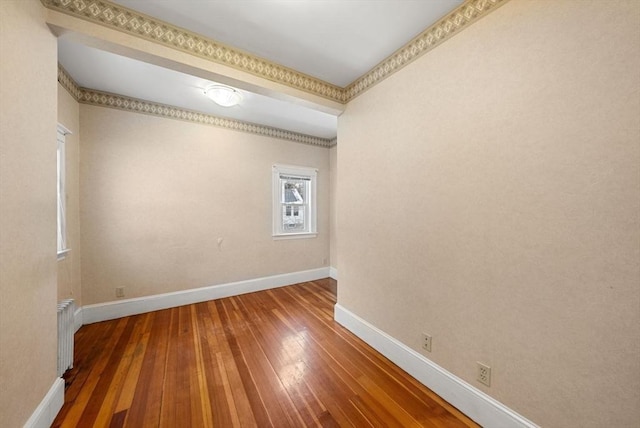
left=204, top=84, right=242, bottom=107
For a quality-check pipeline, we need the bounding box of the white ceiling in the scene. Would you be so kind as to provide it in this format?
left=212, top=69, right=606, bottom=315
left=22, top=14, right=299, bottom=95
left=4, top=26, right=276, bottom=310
left=57, top=0, right=465, bottom=139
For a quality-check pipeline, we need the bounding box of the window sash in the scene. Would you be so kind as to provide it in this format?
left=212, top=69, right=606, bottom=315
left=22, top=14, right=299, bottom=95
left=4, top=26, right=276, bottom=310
left=272, top=165, right=317, bottom=238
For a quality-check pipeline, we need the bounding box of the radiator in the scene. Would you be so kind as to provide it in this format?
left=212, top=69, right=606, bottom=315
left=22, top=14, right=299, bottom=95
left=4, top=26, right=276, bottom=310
left=57, top=299, right=75, bottom=377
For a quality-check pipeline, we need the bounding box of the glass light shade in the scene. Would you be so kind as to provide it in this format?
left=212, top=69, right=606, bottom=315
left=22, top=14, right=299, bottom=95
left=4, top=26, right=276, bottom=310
left=204, top=85, right=242, bottom=107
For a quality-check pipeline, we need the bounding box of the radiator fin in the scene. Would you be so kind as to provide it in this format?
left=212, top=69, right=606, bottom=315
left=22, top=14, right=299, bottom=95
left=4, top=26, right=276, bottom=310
left=57, top=299, right=75, bottom=377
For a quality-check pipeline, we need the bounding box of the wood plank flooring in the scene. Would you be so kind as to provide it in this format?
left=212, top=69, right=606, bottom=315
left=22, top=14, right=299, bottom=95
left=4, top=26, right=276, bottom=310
left=53, top=279, right=478, bottom=427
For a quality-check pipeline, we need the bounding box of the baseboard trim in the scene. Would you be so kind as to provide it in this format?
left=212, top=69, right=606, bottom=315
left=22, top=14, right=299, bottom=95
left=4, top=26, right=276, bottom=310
left=73, top=306, right=83, bottom=333
left=334, top=304, right=539, bottom=428
left=329, top=266, right=338, bottom=280
left=23, top=377, right=64, bottom=428
left=83, top=267, right=330, bottom=324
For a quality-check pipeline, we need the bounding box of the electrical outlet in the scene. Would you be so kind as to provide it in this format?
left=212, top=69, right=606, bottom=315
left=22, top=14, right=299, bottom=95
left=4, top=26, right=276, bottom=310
left=115, top=287, right=125, bottom=298
left=477, top=362, right=491, bottom=386
left=422, top=333, right=432, bottom=352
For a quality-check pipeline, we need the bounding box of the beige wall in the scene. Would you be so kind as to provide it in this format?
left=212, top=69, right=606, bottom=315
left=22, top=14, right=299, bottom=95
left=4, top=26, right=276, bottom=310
left=329, top=145, right=337, bottom=270
left=80, top=105, right=330, bottom=305
left=57, top=83, right=82, bottom=304
left=0, top=1, right=59, bottom=426
left=337, top=1, right=640, bottom=427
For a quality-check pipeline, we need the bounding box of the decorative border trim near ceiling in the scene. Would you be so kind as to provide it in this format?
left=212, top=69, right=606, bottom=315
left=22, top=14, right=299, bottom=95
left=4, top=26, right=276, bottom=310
left=58, top=66, right=334, bottom=148
left=58, top=64, right=82, bottom=100
left=45, top=0, right=508, bottom=105
left=43, top=0, right=343, bottom=102
left=345, top=0, right=508, bottom=101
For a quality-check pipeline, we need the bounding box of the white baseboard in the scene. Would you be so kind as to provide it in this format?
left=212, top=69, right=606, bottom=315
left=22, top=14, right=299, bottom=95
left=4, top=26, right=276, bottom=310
left=23, top=377, right=64, bottom=428
left=334, top=304, right=539, bottom=428
left=73, top=306, right=83, bottom=333
left=83, top=267, right=330, bottom=324
left=329, top=266, right=338, bottom=280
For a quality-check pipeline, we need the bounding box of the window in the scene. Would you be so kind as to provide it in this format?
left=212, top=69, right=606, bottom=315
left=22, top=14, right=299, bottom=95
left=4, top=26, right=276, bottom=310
left=57, top=124, right=71, bottom=259
left=272, top=164, right=317, bottom=238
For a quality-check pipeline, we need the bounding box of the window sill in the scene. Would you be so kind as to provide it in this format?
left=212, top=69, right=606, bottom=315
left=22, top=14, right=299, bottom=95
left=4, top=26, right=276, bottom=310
left=57, top=248, right=71, bottom=261
left=273, top=233, right=317, bottom=240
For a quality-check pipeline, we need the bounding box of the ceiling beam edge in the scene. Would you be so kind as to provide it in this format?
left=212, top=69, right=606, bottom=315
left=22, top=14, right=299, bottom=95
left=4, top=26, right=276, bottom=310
left=43, top=0, right=345, bottom=113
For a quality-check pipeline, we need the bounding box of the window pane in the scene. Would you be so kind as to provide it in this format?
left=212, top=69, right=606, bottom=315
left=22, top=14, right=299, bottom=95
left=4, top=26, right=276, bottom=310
left=282, top=204, right=306, bottom=231
left=281, top=178, right=307, bottom=204
left=57, top=127, right=67, bottom=253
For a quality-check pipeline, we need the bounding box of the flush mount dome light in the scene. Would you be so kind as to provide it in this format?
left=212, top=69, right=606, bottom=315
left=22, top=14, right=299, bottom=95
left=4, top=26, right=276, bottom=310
left=204, top=84, right=242, bottom=107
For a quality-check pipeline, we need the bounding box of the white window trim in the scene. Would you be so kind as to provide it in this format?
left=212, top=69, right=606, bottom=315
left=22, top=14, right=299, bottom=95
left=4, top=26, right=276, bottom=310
left=272, top=164, right=317, bottom=239
left=57, top=124, right=71, bottom=260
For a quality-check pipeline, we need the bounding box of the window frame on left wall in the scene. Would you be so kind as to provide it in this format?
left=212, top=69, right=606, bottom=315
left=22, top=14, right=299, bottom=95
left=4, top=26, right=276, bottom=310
left=57, top=124, right=71, bottom=260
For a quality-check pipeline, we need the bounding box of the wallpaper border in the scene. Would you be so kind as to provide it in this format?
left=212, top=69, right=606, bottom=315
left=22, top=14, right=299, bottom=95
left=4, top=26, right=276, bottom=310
left=43, top=0, right=343, bottom=102
left=45, top=0, right=509, bottom=104
left=58, top=66, right=334, bottom=148
left=345, top=0, right=509, bottom=101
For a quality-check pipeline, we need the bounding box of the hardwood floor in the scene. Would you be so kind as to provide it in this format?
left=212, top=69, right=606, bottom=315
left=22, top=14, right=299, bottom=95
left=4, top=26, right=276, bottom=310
left=53, top=279, right=478, bottom=427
